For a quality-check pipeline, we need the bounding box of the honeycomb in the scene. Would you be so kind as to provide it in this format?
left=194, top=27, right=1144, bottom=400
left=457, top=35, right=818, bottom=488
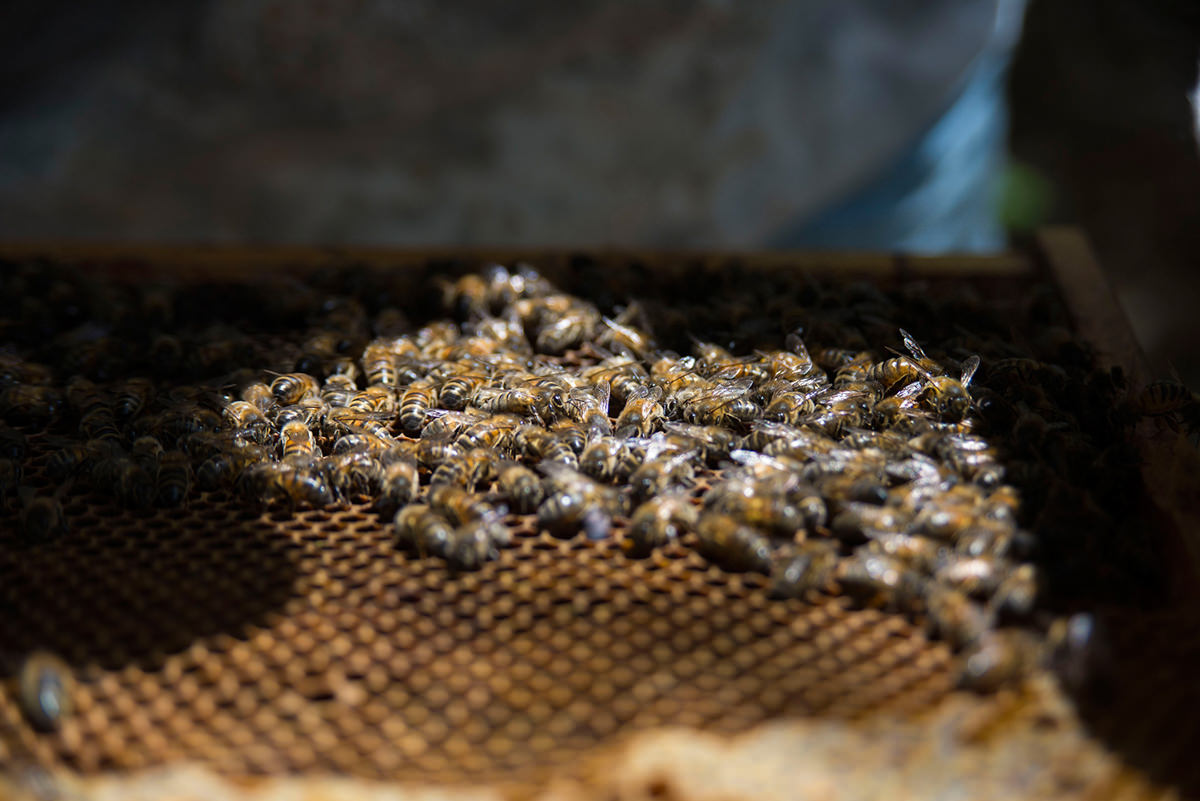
left=0, top=250, right=1175, bottom=794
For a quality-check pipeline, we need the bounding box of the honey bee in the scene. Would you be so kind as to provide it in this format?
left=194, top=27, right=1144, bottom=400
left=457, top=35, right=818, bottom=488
left=197, top=452, right=239, bottom=490
left=270, top=373, right=321, bottom=405
left=18, top=651, right=73, bottom=732
left=958, top=629, right=1040, bottom=692
left=992, top=563, right=1038, bottom=619
left=768, top=539, right=839, bottom=599
left=320, top=374, right=357, bottom=408
left=399, top=379, right=438, bottom=434
left=579, top=435, right=644, bottom=483
left=537, top=463, right=624, bottom=540
left=830, top=502, right=914, bottom=543
left=240, top=382, right=276, bottom=412
left=474, top=385, right=567, bottom=424
left=456, top=413, right=523, bottom=452
left=361, top=341, right=399, bottom=387
left=326, top=451, right=384, bottom=499
left=331, top=432, right=392, bottom=455
left=279, top=419, right=317, bottom=460
left=18, top=487, right=68, bottom=543
left=628, top=448, right=696, bottom=502
left=534, top=302, right=599, bottom=354
left=92, top=456, right=156, bottom=509
left=427, top=483, right=497, bottom=525
left=662, top=422, right=738, bottom=466
left=1130, top=378, right=1199, bottom=436
left=924, top=583, right=992, bottom=649
left=694, top=512, right=773, bottom=575
left=582, top=354, right=648, bottom=407
left=762, top=387, right=819, bottom=425
left=160, top=405, right=223, bottom=443
left=420, top=409, right=485, bottom=441
left=614, top=385, right=665, bottom=437
left=704, top=477, right=804, bottom=539
left=595, top=312, right=654, bottom=359
left=416, top=436, right=464, bottom=474
left=834, top=553, right=924, bottom=610
left=324, top=407, right=395, bottom=442
left=626, top=493, right=697, bottom=557
left=494, top=460, right=544, bottom=514
left=678, top=380, right=759, bottom=427
left=224, top=400, right=273, bottom=443
left=430, top=446, right=496, bottom=488
left=78, top=406, right=122, bottom=444
left=437, top=368, right=488, bottom=411
left=156, top=450, right=193, bottom=506
left=394, top=504, right=453, bottom=558
left=241, top=461, right=333, bottom=507
left=374, top=456, right=420, bottom=517
left=892, top=332, right=980, bottom=422
left=44, top=441, right=90, bottom=480
left=445, top=514, right=507, bottom=571
left=863, top=532, right=941, bottom=572
left=514, top=424, right=577, bottom=469
left=131, top=435, right=165, bottom=466
left=550, top=418, right=588, bottom=455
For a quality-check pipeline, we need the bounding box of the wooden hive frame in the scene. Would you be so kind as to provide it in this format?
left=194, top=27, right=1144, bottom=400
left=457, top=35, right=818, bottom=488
left=0, top=226, right=1196, bottom=801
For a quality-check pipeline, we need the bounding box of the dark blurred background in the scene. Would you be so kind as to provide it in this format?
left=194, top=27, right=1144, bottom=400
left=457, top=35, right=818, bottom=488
left=0, top=0, right=1197, bottom=380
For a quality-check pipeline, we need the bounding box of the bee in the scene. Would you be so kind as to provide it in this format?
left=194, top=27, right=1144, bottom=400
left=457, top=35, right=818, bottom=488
left=241, top=461, right=333, bottom=507
left=440, top=272, right=490, bottom=316
left=156, top=450, right=193, bottom=506
left=830, top=502, right=914, bottom=543
left=626, top=493, right=697, bottom=557
left=445, top=514, right=507, bottom=571
left=894, top=332, right=980, bottom=422
left=18, top=487, right=69, bottom=543
left=924, top=584, right=992, bottom=649
left=457, top=412, right=524, bottom=452
left=834, top=553, right=923, bottom=611
left=331, top=432, right=392, bottom=454
left=430, top=447, right=495, bottom=488
left=375, top=456, right=420, bottom=517
left=78, top=406, right=122, bottom=444
left=399, top=379, right=438, bottom=434
left=131, top=435, right=165, bottom=466
left=537, top=463, right=623, bottom=540
left=160, top=405, right=223, bottom=442
left=550, top=418, right=588, bottom=455
left=958, top=629, right=1040, bottom=692
left=320, top=374, right=358, bottom=408
left=863, top=532, right=941, bottom=572
left=427, top=483, right=497, bottom=526
left=704, top=479, right=804, bottom=539
left=534, top=303, right=599, bottom=354
left=628, top=448, right=696, bottom=502
left=474, top=385, right=567, bottom=424
left=514, top=425, right=577, bottom=469
left=1130, top=378, right=1199, bottom=435
left=694, top=513, right=773, bottom=575
left=933, top=553, right=1003, bottom=599
left=768, top=540, right=839, bottom=599
left=495, top=460, right=544, bottom=514
left=762, top=387, right=819, bottom=425
left=438, top=369, right=489, bottom=411
left=44, top=442, right=90, bottom=480
left=416, top=436, right=464, bottom=473
left=240, top=382, right=276, bottom=412
left=614, top=385, right=665, bottom=437
left=113, top=377, right=155, bottom=420
left=992, top=564, right=1038, bottom=619
left=92, top=457, right=156, bottom=509
left=279, top=419, right=317, bottom=461
left=595, top=312, right=655, bottom=359
left=394, top=504, right=453, bottom=558
left=662, top=422, right=738, bottom=466
left=361, top=341, right=400, bottom=387
left=224, top=400, right=273, bottom=442
left=583, top=354, right=648, bottom=407
left=197, top=452, right=240, bottom=491
left=579, top=436, right=642, bottom=483
left=324, top=407, right=395, bottom=442
left=270, top=373, right=321, bottom=405
left=420, top=409, right=486, bottom=441
left=326, top=451, right=384, bottom=499
left=678, top=380, right=759, bottom=427
left=18, top=651, right=73, bottom=732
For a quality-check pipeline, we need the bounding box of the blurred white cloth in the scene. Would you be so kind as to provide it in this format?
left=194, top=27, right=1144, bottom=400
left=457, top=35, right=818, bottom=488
left=0, top=0, right=1022, bottom=249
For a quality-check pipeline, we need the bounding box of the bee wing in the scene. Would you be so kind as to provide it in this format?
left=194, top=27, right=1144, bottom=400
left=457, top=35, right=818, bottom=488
left=959, top=354, right=981, bottom=388
left=785, top=331, right=812, bottom=361
left=708, top=378, right=755, bottom=399
left=900, top=328, right=930, bottom=363
left=894, top=381, right=924, bottom=400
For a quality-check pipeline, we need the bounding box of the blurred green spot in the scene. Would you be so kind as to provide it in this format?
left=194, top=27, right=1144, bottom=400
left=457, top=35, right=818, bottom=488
left=998, top=161, right=1054, bottom=233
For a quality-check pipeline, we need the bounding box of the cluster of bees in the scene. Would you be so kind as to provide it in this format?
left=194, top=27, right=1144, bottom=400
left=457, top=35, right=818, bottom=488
left=0, top=259, right=1162, bottom=704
